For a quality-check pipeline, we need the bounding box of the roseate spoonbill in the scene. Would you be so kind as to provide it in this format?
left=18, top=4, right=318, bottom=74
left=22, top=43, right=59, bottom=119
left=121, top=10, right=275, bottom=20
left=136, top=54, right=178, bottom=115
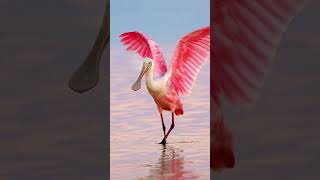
left=119, top=27, right=210, bottom=144
left=68, top=0, right=110, bottom=93
left=211, top=0, right=305, bottom=171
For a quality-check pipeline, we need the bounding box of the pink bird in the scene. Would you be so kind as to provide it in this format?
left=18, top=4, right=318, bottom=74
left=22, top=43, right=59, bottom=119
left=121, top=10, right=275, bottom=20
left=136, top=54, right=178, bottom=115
left=119, top=27, right=210, bottom=144
left=211, top=0, right=305, bottom=171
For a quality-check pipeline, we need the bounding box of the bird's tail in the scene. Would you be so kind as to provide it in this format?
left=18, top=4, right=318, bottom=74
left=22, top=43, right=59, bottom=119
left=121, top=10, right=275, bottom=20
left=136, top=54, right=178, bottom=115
left=174, top=100, right=184, bottom=116
left=211, top=106, right=235, bottom=171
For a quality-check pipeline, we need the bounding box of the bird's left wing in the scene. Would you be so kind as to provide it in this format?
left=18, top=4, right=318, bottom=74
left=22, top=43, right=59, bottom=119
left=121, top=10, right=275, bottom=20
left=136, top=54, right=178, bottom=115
left=119, top=31, right=167, bottom=78
left=168, top=26, right=210, bottom=96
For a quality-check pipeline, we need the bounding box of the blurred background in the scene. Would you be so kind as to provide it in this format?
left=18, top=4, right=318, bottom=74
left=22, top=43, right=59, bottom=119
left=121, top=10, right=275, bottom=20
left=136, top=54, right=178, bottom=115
left=213, top=1, right=320, bottom=179
left=0, top=0, right=108, bottom=179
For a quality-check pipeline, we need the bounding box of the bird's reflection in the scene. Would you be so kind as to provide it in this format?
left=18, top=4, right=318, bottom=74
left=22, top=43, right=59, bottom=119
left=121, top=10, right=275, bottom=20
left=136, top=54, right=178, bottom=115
left=139, top=145, right=198, bottom=180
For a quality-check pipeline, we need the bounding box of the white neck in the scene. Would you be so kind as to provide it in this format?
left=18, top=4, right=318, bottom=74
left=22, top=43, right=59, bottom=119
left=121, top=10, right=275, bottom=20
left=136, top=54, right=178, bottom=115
left=145, top=65, right=158, bottom=93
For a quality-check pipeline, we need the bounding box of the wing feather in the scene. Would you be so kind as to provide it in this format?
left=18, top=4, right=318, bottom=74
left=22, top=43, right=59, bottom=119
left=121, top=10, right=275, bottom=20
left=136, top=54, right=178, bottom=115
left=119, top=32, right=167, bottom=77
left=168, top=27, right=210, bottom=96
left=212, top=0, right=305, bottom=106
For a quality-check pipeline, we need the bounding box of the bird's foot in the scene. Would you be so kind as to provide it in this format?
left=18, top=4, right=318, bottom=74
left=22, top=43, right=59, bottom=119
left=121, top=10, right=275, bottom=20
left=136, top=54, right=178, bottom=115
left=159, top=138, right=166, bottom=145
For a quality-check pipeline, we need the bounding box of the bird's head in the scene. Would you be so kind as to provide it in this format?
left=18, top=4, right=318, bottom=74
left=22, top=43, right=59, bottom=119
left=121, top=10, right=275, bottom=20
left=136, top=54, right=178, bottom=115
left=131, top=58, right=154, bottom=91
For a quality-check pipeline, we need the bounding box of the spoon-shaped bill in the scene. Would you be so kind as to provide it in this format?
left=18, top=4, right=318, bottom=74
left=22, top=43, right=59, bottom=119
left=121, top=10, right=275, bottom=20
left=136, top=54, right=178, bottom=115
left=131, top=63, right=148, bottom=91
left=68, top=1, right=110, bottom=93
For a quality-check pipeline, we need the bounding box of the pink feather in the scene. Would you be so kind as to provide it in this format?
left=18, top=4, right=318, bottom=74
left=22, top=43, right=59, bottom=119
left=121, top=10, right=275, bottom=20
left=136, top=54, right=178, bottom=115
left=211, top=0, right=305, bottom=171
left=212, top=0, right=305, bottom=106
left=168, top=26, right=210, bottom=96
left=119, top=32, right=167, bottom=77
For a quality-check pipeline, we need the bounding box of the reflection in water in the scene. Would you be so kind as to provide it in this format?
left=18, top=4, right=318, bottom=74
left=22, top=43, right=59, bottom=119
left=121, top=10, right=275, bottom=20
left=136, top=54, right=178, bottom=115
left=139, top=145, right=198, bottom=180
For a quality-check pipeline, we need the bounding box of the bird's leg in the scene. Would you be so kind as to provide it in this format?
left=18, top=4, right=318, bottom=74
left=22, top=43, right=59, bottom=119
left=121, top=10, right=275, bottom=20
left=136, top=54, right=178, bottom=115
left=160, top=113, right=166, bottom=137
left=160, top=113, right=175, bottom=144
left=165, top=113, right=175, bottom=139
left=159, top=113, right=167, bottom=144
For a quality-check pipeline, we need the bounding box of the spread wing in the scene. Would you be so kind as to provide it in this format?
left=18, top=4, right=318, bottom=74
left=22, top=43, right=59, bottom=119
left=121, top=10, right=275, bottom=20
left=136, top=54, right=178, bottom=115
left=168, top=26, right=210, bottom=96
left=212, top=0, right=305, bottom=106
left=119, top=32, right=167, bottom=77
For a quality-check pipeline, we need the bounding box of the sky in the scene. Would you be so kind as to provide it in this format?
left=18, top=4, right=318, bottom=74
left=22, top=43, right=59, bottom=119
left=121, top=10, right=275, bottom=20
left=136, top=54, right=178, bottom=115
left=110, top=0, right=210, bottom=48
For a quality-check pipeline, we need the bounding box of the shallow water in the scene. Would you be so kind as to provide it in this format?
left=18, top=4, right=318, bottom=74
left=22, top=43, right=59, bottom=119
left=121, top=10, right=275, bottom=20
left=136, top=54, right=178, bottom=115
left=110, top=50, right=210, bottom=179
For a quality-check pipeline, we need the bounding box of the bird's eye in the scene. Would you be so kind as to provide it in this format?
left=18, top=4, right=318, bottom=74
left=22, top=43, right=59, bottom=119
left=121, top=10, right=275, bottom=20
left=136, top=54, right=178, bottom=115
left=149, top=62, right=152, bottom=65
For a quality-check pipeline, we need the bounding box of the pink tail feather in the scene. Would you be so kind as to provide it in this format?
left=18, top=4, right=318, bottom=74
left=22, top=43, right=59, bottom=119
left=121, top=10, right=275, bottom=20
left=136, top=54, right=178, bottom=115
left=174, top=100, right=184, bottom=116
left=211, top=106, right=235, bottom=171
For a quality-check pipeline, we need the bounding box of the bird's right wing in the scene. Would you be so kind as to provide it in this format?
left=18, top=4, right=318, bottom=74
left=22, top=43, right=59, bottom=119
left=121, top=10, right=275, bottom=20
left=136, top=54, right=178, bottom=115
left=212, top=0, right=305, bottom=106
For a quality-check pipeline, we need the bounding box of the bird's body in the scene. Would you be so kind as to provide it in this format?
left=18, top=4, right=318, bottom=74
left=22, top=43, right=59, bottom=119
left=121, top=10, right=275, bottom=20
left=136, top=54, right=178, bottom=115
left=144, top=66, right=184, bottom=116
left=120, top=27, right=210, bottom=144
